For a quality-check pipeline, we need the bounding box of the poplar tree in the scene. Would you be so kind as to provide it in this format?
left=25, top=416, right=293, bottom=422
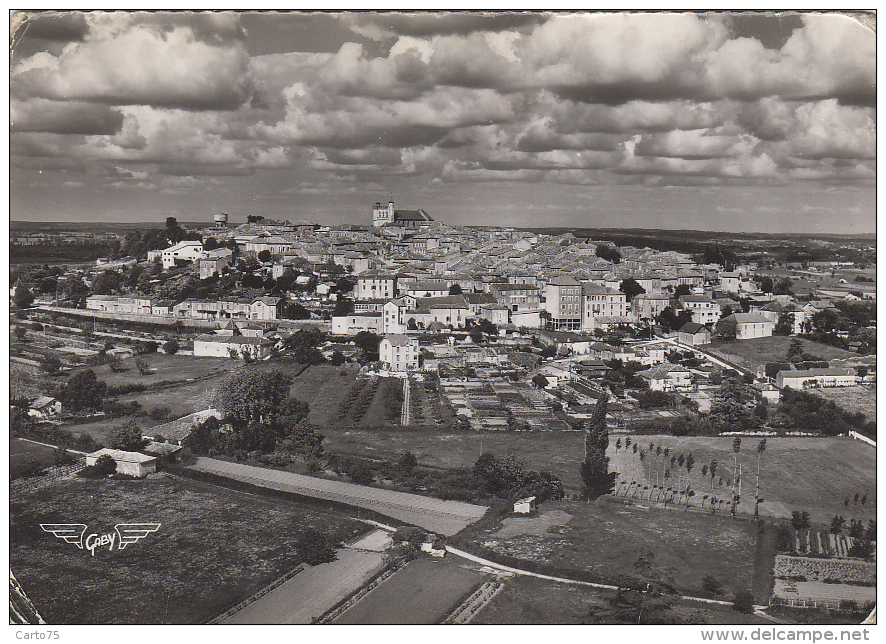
left=580, top=393, right=615, bottom=496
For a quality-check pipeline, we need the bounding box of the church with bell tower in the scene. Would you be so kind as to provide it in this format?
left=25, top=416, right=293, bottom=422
left=372, top=195, right=434, bottom=229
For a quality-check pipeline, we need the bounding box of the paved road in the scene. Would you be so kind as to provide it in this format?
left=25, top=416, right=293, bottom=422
left=189, top=457, right=488, bottom=536
left=222, top=548, right=385, bottom=624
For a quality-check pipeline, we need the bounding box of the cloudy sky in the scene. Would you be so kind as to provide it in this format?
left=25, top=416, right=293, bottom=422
left=10, top=11, right=876, bottom=233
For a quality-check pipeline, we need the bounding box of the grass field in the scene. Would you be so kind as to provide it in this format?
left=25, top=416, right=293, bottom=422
left=323, top=430, right=876, bottom=524
left=9, top=476, right=366, bottom=624
left=706, top=336, right=855, bottom=371
left=333, top=557, right=485, bottom=624
left=609, top=435, right=876, bottom=525
left=10, top=438, right=59, bottom=478
left=812, top=385, right=877, bottom=419
left=323, top=428, right=587, bottom=489
left=476, top=499, right=758, bottom=597
left=284, top=363, right=362, bottom=426
left=473, top=575, right=771, bottom=625
left=68, top=354, right=232, bottom=388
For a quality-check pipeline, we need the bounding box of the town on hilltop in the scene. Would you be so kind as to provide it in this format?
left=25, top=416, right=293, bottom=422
left=10, top=203, right=877, bottom=626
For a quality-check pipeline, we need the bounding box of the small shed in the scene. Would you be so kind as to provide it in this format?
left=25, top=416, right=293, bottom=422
left=513, top=496, right=538, bottom=514
left=86, top=448, right=158, bottom=478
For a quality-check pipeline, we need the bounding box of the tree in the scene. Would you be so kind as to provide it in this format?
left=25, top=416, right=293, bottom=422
left=790, top=510, right=811, bottom=531
left=108, top=419, right=145, bottom=452
left=709, top=376, right=760, bottom=432
left=758, top=276, right=774, bottom=294
left=257, top=250, right=273, bottom=263
left=830, top=515, right=845, bottom=534
left=54, top=447, right=75, bottom=466
left=448, top=283, right=463, bottom=295
left=58, top=370, right=107, bottom=413
left=774, top=313, right=794, bottom=336
left=787, top=338, right=804, bottom=363
left=581, top=394, right=614, bottom=496
left=106, top=353, right=127, bottom=373
left=329, top=350, right=345, bottom=366
left=398, top=451, right=418, bottom=474
left=702, top=575, right=722, bottom=597
left=94, top=454, right=118, bottom=476
left=354, top=331, right=382, bottom=363
left=732, top=590, right=755, bottom=614
left=674, top=284, right=692, bottom=297
left=619, top=278, right=646, bottom=302
left=212, top=369, right=294, bottom=429
left=13, top=286, right=34, bottom=309
left=134, top=356, right=151, bottom=375
left=589, top=551, right=677, bottom=624
left=755, top=438, right=766, bottom=517
left=332, top=297, right=355, bottom=317
left=347, top=461, right=374, bottom=485
left=163, top=339, right=180, bottom=355
left=774, top=277, right=794, bottom=295
left=90, top=269, right=124, bottom=295
left=14, top=326, right=27, bottom=342
left=686, top=453, right=694, bottom=474
left=595, top=244, right=621, bottom=264
left=296, top=528, right=338, bottom=565
left=531, top=374, right=549, bottom=389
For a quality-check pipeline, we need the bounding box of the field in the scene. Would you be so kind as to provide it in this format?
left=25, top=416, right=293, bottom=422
left=609, top=435, right=876, bottom=525
left=812, top=385, right=877, bottom=419
left=474, top=499, right=758, bottom=597
left=9, top=476, right=366, bottom=624
left=10, top=438, right=59, bottom=478
left=67, top=354, right=232, bottom=388
left=333, top=557, right=485, bottom=624
left=322, top=429, right=876, bottom=524
left=224, top=548, right=386, bottom=624
left=323, top=428, right=587, bottom=489
left=706, top=336, right=855, bottom=371
left=473, top=575, right=771, bottom=625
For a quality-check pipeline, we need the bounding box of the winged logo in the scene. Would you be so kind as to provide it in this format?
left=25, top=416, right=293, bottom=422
left=40, top=522, right=161, bottom=554
left=115, top=523, right=161, bottom=549
left=40, top=524, right=88, bottom=549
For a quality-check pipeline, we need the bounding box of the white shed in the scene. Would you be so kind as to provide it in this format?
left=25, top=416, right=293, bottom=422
left=513, top=496, right=538, bottom=514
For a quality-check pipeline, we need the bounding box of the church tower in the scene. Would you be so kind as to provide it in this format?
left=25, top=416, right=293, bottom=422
left=372, top=194, right=395, bottom=227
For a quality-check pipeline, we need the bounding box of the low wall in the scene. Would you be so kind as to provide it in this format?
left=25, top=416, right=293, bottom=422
left=774, top=555, right=875, bottom=585
left=849, top=431, right=876, bottom=448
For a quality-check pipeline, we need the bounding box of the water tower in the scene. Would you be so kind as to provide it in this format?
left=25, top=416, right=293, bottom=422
left=214, top=212, right=228, bottom=228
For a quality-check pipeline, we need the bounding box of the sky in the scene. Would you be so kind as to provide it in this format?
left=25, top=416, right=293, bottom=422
left=9, top=11, right=876, bottom=233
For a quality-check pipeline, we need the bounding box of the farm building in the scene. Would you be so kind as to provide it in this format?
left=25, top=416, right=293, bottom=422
left=28, top=396, right=62, bottom=419
left=86, top=448, right=157, bottom=477
left=776, top=368, right=856, bottom=390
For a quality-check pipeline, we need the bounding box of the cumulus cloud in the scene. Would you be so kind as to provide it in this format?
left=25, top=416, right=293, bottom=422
left=11, top=99, right=124, bottom=135
left=8, top=11, right=877, bottom=219
left=12, top=16, right=253, bottom=110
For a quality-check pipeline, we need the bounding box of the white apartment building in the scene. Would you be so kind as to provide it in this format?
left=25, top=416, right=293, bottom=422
left=161, top=240, right=204, bottom=269
left=355, top=272, right=398, bottom=300
left=379, top=334, right=419, bottom=372
left=679, top=295, right=721, bottom=325
left=544, top=276, right=582, bottom=331
left=581, top=283, right=628, bottom=331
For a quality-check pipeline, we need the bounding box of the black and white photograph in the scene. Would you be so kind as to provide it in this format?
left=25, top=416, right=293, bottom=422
left=8, top=9, right=876, bottom=633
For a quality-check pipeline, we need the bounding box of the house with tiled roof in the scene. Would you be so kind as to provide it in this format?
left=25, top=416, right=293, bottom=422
left=678, top=321, right=712, bottom=346
left=638, top=364, right=692, bottom=391
left=379, top=334, right=419, bottom=372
